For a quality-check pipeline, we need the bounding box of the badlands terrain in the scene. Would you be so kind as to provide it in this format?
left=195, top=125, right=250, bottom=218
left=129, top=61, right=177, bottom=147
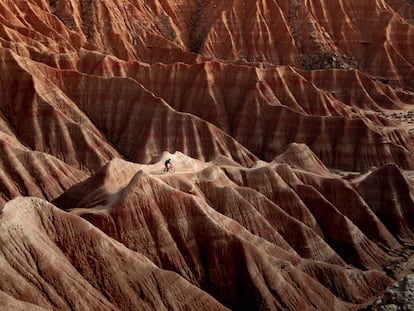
left=1, top=0, right=414, bottom=310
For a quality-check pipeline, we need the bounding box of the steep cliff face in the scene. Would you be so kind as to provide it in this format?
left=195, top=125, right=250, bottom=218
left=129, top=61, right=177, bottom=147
left=1, top=0, right=414, bottom=310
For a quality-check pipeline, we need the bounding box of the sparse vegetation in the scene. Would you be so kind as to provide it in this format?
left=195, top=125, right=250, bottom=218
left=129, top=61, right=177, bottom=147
left=189, top=0, right=210, bottom=53
left=301, top=53, right=359, bottom=70
left=49, top=0, right=76, bottom=29
left=49, top=0, right=57, bottom=8
left=80, top=0, right=95, bottom=42
left=156, top=14, right=176, bottom=41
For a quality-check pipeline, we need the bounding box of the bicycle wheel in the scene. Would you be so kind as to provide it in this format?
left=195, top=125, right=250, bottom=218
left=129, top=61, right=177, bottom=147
left=161, top=167, right=168, bottom=174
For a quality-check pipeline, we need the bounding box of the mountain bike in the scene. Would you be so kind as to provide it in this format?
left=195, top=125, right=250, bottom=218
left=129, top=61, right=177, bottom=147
left=161, top=165, right=175, bottom=174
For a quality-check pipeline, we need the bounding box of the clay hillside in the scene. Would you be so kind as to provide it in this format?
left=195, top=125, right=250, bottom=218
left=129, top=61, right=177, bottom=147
left=1, top=0, right=414, bottom=310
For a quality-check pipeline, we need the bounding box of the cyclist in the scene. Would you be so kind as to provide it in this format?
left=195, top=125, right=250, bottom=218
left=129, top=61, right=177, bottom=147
left=164, top=158, right=172, bottom=172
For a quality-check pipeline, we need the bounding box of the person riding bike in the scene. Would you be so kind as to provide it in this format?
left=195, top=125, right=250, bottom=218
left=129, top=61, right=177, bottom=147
left=164, top=158, right=172, bottom=172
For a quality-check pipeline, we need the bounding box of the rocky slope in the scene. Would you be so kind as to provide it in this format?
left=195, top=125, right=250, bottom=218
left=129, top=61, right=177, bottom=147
left=371, top=274, right=414, bottom=310
left=1, top=0, right=414, bottom=310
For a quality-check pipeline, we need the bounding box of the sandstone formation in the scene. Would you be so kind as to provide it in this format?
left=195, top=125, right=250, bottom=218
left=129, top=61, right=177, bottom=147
left=0, top=196, right=227, bottom=311
left=0, top=130, right=89, bottom=206
left=0, top=0, right=414, bottom=310
left=51, top=151, right=414, bottom=310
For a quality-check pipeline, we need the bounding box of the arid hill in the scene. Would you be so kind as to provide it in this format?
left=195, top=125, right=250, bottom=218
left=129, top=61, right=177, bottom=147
left=1, top=0, right=414, bottom=310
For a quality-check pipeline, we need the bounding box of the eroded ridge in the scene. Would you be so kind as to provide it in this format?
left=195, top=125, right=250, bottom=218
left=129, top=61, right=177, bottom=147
left=1, top=0, right=414, bottom=310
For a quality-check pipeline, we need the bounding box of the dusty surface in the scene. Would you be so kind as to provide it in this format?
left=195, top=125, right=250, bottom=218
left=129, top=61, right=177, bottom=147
left=0, top=0, right=414, bottom=310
